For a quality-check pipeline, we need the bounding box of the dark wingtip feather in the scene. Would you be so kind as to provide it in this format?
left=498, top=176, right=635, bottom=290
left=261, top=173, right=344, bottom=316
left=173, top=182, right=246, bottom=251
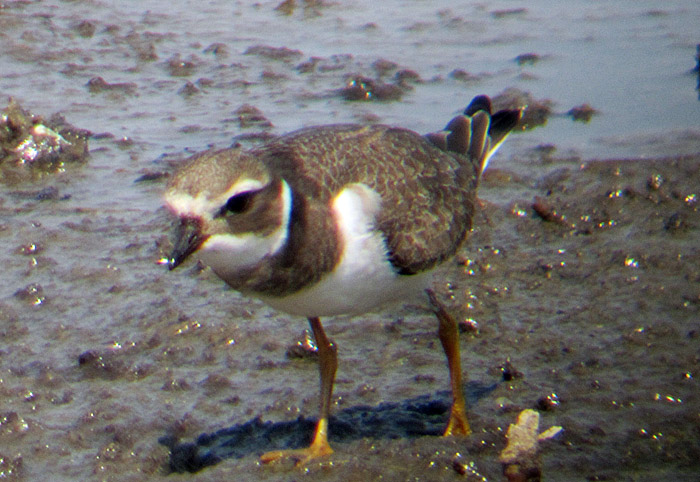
left=424, top=131, right=449, bottom=151
left=444, top=115, right=471, bottom=155
left=490, top=109, right=521, bottom=137
left=467, top=110, right=490, bottom=166
left=425, top=95, right=520, bottom=172
left=488, top=108, right=522, bottom=152
left=464, top=95, right=492, bottom=116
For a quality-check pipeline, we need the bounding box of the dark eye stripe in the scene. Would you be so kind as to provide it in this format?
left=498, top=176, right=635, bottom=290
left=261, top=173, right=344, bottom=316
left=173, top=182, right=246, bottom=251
left=223, top=191, right=254, bottom=215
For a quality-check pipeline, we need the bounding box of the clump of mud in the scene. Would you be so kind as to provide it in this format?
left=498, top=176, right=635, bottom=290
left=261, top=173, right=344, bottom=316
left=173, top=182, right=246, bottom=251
left=338, top=75, right=407, bottom=101
left=0, top=99, right=90, bottom=182
left=492, top=88, right=600, bottom=129
left=336, top=59, right=422, bottom=102
left=492, top=88, right=554, bottom=131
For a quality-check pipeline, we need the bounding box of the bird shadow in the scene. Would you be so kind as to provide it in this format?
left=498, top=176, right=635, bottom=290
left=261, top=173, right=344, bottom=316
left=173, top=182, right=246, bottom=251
left=159, top=380, right=497, bottom=473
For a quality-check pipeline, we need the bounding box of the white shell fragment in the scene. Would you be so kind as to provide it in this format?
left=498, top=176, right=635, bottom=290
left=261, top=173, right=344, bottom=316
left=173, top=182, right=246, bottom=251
left=499, top=409, right=563, bottom=464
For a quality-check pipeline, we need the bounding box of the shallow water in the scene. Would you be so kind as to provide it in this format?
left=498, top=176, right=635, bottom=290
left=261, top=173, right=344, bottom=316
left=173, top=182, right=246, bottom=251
left=1, top=1, right=699, bottom=480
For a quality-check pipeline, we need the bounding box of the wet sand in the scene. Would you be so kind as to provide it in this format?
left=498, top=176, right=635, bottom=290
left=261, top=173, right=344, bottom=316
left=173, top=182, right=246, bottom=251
left=1, top=1, right=699, bottom=481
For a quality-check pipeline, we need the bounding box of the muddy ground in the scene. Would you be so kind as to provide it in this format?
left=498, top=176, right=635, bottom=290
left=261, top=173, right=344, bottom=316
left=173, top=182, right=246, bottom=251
left=2, top=150, right=699, bottom=481
left=1, top=1, right=699, bottom=481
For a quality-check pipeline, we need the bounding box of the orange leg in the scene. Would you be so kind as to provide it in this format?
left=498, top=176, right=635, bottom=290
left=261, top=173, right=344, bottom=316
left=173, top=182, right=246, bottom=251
left=260, top=317, right=337, bottom=466
left=427, top=289, right=471, bottom=436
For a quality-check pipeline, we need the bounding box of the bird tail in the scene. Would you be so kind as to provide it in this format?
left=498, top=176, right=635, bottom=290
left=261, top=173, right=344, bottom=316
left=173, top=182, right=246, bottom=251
left=425, top=95, right=522, bottom=174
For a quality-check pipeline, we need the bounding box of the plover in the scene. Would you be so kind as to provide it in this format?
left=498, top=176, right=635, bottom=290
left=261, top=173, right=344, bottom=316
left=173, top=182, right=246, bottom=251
left=165, top=95, right=521, bottom=465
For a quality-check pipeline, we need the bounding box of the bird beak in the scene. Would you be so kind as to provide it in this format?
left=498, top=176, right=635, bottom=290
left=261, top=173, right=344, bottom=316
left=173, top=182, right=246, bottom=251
left=168, top=217, right=205, bottom=270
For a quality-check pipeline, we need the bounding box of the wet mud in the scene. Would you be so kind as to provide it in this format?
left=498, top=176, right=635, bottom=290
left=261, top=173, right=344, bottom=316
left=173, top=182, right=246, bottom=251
left=1, top=1, right=699, bottom=481
left=154, top=153, right=700, bottom=481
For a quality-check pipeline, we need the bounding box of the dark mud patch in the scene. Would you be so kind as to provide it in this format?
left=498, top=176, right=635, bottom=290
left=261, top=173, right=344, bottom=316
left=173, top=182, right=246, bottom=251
left=492, top=88, right=554, bottom=131
left=338, top=75, right=407, bottom=101
left=566, top=103, right=598, bottom=123
left=86, top=77, right=138, bottom=96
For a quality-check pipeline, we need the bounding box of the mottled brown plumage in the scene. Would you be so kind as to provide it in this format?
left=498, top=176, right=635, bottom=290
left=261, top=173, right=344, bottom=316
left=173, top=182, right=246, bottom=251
left=254, top=123, right=480, bottom=275
left=165, top=95, right=522, bottom=466
left=167, top=122, right=484, bottom=296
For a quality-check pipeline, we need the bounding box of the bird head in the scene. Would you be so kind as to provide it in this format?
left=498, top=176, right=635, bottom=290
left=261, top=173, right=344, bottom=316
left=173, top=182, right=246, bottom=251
left=164, top=147, right=292, bottom=280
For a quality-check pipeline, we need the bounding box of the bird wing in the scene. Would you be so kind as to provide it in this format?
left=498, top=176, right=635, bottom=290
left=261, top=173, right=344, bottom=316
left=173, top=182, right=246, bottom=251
left=255, top=124, right=478, bottom=274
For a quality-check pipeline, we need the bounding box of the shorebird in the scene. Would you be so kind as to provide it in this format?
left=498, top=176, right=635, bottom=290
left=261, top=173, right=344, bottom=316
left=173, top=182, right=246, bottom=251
left=165, top=95, right=520, bottom=465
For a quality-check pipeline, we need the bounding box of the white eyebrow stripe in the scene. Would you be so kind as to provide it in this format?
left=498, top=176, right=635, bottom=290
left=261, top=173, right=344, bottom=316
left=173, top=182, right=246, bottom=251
left=165, top=178, right=268, bottom=221
left=217, top=179, right=265, bottom=206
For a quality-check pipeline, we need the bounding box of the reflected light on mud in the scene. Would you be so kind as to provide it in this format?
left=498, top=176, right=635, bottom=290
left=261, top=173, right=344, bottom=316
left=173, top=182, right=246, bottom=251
left=460, top=258, right=479, bottom=276
left=175, top=321, right=202, bottom=335
left=452, top=455, right=487, bottom=480
left=511, top=205, right=528, bottom=217
left=462, top=318, right=479, bottom=332
left=107, top=341, right=135, bottom=350
left=654, top=393, right=683, bottom=404
left=624, top=257, right=639, bottom=268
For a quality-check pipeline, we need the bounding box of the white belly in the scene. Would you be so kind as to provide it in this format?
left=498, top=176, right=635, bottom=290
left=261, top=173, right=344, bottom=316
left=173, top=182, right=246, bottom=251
left=258, top=183, right=432, bottom=317
left=260, top=258, right=431, bottom=317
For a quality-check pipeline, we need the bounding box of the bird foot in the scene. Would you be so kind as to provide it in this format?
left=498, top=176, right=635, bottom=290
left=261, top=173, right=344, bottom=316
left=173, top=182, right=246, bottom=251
left=443, top=405, right=472, bottom=436
left=260, top=440, right=333, bottom=467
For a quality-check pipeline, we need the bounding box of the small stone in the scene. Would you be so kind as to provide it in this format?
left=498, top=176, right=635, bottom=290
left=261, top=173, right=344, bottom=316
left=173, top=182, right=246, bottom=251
left=286, top=330, right=318, bottom=359
left=73, top=20, right=96, bottom=38
left=515, top=53, right=540, bottom=66
left=13, top=283, right=46, bottom=306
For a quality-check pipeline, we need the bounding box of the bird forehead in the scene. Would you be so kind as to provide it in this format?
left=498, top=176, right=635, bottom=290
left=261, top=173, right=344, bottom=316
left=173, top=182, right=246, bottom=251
left=165, top=177, right=268, bottom=218
left=167, top=147, right=269, bottom=198
left=164, top=190, right=213, bottom=218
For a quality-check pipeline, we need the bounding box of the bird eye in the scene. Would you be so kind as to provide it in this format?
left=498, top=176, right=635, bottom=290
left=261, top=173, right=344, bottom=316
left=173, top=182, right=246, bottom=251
left=223, top=191, right=254, bottom=215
